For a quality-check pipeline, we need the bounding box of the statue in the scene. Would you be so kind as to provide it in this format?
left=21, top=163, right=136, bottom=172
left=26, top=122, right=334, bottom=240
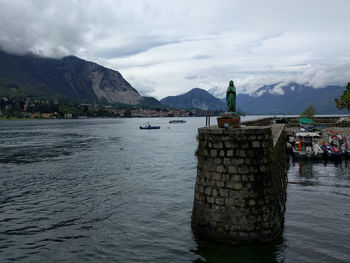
left=217, top=80, right=240, bottom=128
left=226, top=80, right=236, bottom=113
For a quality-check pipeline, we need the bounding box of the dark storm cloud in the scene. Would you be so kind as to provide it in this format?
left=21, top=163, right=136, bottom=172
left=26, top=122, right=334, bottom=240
left=94, top=37, right=181, bottom=59
left=184, top=74, right=198, bottom=80
left=0, top=0, right=95, bottom=57
left=0, top=0, right=349, bottom=98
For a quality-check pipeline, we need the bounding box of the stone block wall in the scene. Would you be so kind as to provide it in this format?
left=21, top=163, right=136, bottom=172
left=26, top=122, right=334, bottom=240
left=242, top=117, right=273, bottom=126
left=192, top=124, right=287, bottom=244
left=284, top=116, right=350, bottom=127
left=286, top=116, right=340, bottom=124
left=243, top=116, right=350, bottom=127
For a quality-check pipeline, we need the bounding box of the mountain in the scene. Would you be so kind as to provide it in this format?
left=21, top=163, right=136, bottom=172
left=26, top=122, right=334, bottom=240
left=208, top=86, right=226, bottom=99
left=160, top=88, right=226, bottom=110
left=139, top=96, right=163, bottom=108
left=209, top=83, right=346, bottom=114
left=0, top=50, right=142, bottom=104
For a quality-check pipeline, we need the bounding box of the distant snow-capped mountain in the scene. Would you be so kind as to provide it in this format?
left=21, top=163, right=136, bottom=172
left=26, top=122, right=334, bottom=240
left=208, top=86, right=226, bottom=100
left=208, top=83, right=346, bottom=114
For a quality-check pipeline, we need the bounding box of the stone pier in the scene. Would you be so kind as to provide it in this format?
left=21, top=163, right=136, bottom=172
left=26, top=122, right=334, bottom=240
left=191, top=124, right=287, bottom=244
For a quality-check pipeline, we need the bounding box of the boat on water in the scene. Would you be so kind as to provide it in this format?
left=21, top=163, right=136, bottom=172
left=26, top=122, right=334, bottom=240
left=321, top=144, right=342, bottom=160
left=343, top=148, right=350, bottom=158
left=322, top=130, right=345, bottom=160
left=169, top=120, right=186, bottom=123
left=139, top=123, right=160, bottom=129
left=292, top=132, right=323, bottom=159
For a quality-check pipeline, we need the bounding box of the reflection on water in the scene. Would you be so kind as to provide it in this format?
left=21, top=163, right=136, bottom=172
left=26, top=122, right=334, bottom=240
left=192, top=237, right=286, bottom=263
left=284, top=159, right=350, bottom=263
left=192, top=158, right=350, bottom=263
left=0, top=119, right=350, bottom=262
left=0, top=134, right=100, bottom=164
left=289, top=159, right=350, bottom=195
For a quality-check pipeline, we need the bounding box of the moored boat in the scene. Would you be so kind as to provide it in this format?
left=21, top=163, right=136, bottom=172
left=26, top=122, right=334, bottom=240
left=323, top=130, right=345, bottom=160
left=321, top=144, right=342, bottom=160
left=169, top=120, right=186, bottom=123
left=140, top=123, right=160, bottom=129
left=292, top=132, right=323, bottom=159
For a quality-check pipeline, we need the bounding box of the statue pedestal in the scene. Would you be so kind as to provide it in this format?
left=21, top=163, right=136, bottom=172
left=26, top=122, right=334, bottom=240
left=217, top=114, right=240, bottom=128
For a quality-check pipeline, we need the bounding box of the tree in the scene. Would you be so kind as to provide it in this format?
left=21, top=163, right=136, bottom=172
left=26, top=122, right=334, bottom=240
left=300, top=105, right=316, bottom=118
left=124, top=109, right=132, bottom=117
left=335, top=82, right=350, bottom=110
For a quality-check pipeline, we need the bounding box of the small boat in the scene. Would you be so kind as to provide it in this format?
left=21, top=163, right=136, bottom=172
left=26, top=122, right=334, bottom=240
left=139, top=124, right=160, bottom=129
left=169, top=120, right=186, bottom=123
left=343, top=149, right=350, bottom=158
left=341, top=136, right=350, bottom=158
left=292, top=132, right=323, bottom=159
left=321, top=144, right=342, bottom=160
left=323, top=130, right=344, bottom=160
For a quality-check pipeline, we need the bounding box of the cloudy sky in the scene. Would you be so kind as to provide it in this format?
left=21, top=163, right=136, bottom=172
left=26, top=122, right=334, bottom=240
left=0, top=0, right=350, bottom=99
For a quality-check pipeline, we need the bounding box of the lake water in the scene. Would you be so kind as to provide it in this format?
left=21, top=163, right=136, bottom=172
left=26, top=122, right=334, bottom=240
left=0, top=117, right=349, bottom=262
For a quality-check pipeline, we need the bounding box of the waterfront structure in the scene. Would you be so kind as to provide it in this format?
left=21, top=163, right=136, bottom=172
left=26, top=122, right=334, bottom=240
left=192, top=124, right=287, bottom=243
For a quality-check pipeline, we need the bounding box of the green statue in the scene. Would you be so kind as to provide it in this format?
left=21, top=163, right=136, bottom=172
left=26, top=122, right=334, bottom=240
left=226, top=80, right=236, bottom=113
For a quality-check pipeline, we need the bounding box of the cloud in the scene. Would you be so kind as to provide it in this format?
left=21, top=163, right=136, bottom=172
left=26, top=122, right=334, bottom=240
left=296, top=63, right=350, bottom=88
left=269, top=83, right=286, bottom=95
left=188, top=54, right=211, bottom=60
left=204, top=63, right=350, bottom=98
left=94, top=37, right=181, bottom=59
left=0, top=0, right=349, bottom=99
left=184, top=74, right=198, bottom=80
left=127, top=78, right=156, bottom=96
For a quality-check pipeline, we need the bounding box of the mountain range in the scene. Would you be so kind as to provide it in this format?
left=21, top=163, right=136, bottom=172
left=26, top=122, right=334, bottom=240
left=0, top=50, right=346, bottom=114
left=235, top=83, right=346, bottom=114
left=160, top=83, right=347, bottom=114
left=160, top=88, right=226, bottom=111
left=0, top=50, right=151, bottom=105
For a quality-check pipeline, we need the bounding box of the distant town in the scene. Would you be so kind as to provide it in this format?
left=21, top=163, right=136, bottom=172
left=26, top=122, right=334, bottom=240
left=0, top=96, right=222, bottom=119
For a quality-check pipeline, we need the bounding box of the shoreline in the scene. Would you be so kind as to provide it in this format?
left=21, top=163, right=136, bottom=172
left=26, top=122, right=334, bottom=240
left=2, top=114, right=350, bottom=121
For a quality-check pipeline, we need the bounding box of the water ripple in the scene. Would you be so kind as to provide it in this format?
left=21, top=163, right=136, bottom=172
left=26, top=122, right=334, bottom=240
left=0, top=119, right=349, bottom=262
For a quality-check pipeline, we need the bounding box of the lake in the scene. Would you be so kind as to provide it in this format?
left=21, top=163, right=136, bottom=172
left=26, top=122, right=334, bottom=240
left=0, top=117, right=349, bottom=262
